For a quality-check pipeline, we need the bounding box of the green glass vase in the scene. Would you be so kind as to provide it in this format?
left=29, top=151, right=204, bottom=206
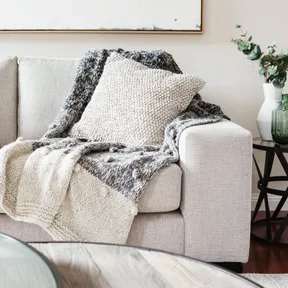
left=272, top=94, right=288, bottom=144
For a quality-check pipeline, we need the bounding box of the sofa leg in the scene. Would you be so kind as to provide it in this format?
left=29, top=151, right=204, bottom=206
left=211, top=262, right=243, bottom=273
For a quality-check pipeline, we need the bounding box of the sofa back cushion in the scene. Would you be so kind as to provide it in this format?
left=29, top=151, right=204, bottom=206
left=18, top=57, right=80, bottom=139
left=0, top=57, right=17, bottom=147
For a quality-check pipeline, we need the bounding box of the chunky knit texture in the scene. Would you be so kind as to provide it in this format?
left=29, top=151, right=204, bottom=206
left=0, top=139, right=137, bottom=242
left=70, top=52, right=205, bottom=146
left=0, top=49, right=226, bottom=242
left=45, top=49, right=182, bottom=138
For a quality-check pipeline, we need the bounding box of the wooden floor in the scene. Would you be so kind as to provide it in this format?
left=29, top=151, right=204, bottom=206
left=243, top=211, right=288, bottom=273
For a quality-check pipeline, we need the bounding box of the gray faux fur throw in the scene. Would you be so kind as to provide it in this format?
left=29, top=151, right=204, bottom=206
left=0, top=49, right=226, bottom=242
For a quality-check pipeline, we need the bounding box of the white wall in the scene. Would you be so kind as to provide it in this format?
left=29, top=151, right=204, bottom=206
left=0, top=0, right=286, bottom=209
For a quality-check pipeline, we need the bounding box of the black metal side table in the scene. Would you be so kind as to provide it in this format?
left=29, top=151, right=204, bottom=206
left=252, top=137, right=288, bottom=245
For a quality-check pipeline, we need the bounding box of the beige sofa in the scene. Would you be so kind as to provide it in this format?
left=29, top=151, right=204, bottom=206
left=0, top=56, right=252, bottom=263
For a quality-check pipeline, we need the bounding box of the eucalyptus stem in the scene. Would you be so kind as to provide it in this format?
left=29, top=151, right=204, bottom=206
left=232, top=24, right=288, bottom=88
left=240, top=27, right=247, bottom=41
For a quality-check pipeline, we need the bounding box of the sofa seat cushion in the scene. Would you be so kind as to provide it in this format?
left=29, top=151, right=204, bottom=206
left=139, top=163, right=182, bottom=213
left=0, top=212, right=184, bottom=254
left=0, top=163, right=181, bottom=214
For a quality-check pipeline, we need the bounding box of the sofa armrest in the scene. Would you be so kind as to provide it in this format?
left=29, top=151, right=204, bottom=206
left=179, top=120, right=252, bottom=262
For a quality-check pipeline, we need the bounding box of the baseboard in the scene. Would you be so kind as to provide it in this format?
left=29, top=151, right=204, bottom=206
left=251, top=193, right=288, bottom=211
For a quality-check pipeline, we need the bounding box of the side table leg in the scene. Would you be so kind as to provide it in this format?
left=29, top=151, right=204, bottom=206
left=251, top=191, right=264, bottom=224
left=273, top=213, right=288, bottom=243
left=251, top=154, right=266, bottom=224
left=271, top=195, right=288, bottom=220
left=252, top=150, right=274, bottom=242
left=264, top=192, right=272, bottom=242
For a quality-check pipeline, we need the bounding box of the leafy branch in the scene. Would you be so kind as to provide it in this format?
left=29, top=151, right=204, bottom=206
left=232, top=25, right=288, bottom=88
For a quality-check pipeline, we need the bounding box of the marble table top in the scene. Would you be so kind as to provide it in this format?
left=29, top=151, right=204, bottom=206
left=28, top=243, right=261, bottom=288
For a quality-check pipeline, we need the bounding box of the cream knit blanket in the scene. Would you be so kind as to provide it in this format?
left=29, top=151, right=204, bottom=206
left=0, top=139, right=137, bottom=242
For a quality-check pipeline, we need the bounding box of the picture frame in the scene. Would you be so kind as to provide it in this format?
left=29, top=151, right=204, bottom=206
left=0, top=0, right=203, bottom=34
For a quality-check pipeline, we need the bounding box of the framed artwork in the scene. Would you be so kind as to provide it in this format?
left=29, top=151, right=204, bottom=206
left=0, top=0, right=203, bottom=34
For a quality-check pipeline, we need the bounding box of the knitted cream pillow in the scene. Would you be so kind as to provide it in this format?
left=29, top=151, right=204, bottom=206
left=69, top=52, right=205, bottom=146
